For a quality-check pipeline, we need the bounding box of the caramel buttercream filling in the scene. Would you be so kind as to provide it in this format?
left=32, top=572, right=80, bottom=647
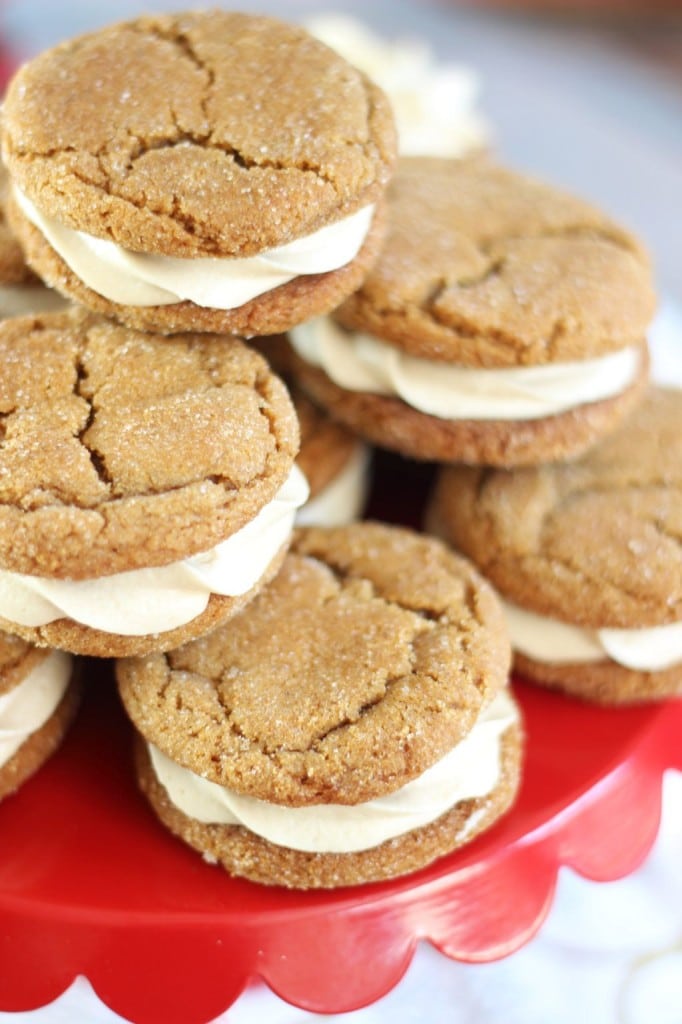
left=0, top=650, right=72, bottom=768
left=149, top=689, right=518, bottom=854
left=0, top=467, right=308, bottom=636
left=15, top=187, right=375, bottom=310
left=290, top=316, right=642, bottom=421
left=503, top=601, right=682, bottom=672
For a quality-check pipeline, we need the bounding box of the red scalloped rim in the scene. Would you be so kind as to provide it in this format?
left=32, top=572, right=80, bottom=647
left=0, top=667, right=679, bottom=1024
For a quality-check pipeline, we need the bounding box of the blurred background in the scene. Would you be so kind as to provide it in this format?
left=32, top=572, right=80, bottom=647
left=0, top=2, right=679, bottom=1023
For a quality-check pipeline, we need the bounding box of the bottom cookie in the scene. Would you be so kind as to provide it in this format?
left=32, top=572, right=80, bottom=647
left=514, top=652, right=682, bottom=706
left=289, top=345, right=649, bottom=467
left=133, top=721, right=522, bottom=890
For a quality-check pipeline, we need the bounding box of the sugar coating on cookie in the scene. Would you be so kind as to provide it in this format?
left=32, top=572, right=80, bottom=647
left=0, top=307, right=299, bottom=579
left=428, top=388, right=682, bottom=703
left=333, top=157, right=654, bottom=367
left=287, top=157, right=653, bottom=466
left=2, top=11, right=396, bottom=334
left=117, top=522, right=511, bottom=807
left=0, top=631, right=79, bottom=800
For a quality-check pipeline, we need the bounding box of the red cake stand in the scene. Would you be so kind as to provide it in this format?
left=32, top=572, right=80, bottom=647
left=0, top=670, right=679, bottom=1024
left=0, top=455, right=680, bottom=1024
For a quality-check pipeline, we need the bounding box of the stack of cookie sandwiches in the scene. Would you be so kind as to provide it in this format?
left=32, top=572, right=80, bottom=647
left=284, top=147, right=681, bottom=711
left=0, top=9, right=397, bottom=813
left=0, top=10, right=526, bottom=891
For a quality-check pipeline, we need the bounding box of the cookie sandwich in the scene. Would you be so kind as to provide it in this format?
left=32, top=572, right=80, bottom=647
left=0, top=164, right=67, bottom=318
left=117, top=522, right=522, bottom=889
left=0, top=308, right=304, bottom=658
left=293, top=389, right=370, bottom=526
left=0, top=632, right=80, bottom=802
left=428, top=389, right=682, bottom=704
left=2, top=10, right=396, bottom=336
left=288, top=158, right=654, bottom=467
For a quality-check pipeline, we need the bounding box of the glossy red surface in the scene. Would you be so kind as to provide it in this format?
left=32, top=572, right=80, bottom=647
left=0, top=453, right=680, bottom=1024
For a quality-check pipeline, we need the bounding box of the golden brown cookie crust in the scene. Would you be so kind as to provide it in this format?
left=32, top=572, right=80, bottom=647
left=0, top=674, right=81, bottom=802
left=0, top=631, right=50, bottom=696
left=334, top=157, right=655, bottom=367
left=294, top=389, right=361, bottom=499
left=133, top=720, right=522, bottom=889
left=2, top=11, right=396, bottom=258
left=117, top=523, right=511, bottom=806
left=0, top=165, right=36, bottom=285
left=0, top=538, right=288, bottom=658
left=514, top=652, right=682, bottom=706
left=428, top=388, right=682, bottom=628
left=0, top=308, right=298, bottom=578
left=290, top=343, right=649, bottom=467
left=7, top=196, right=387, bottom=336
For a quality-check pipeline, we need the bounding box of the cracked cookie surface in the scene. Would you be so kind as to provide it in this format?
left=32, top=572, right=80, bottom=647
left=1, top=11, right=395, bottom=258
left=334, top=157, right=655, bottom=366
left=428, top=388, right=682, bottom=629
left=116, top=522, right=511, bottom=807
left=0, top=307, right=298, bottom=578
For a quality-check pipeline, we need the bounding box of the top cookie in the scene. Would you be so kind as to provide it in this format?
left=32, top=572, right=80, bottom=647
left=2, top=11, right=395, bottom=259
left=117, top=522, right=510, bottom=806
left=334, top=157, right=655, bottom=366
left=0, top=307, right=298, bottom=579
left=429, top=388, right=682, bottom=629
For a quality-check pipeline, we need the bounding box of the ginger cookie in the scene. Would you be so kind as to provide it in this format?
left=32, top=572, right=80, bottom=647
left=428, top=388, right=682, bottom=704
left=292, top=388, right=370, bottom=526
left=0, top=632, right=80, bottom=802
left=116, top=522, right=522, bottom=888
left=0, top=163, right=67, bottom=318
left=2, top=11, right=396, bottom=336
left=288, top=157, right=654, bottom=467
left=0, top=307, right=304, bottom=657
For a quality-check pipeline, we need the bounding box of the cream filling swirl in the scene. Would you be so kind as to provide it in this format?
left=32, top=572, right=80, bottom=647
left=503, top=601, right=682, bottom=672
left=289, top=317, right=641, bottom=421
left=0, top=467, right=308, bottom=636
left=296, top=443, right=370, bottom=527
left=14, top=187, right=374, bottom=310
left=149, top=690, right=518, bottom=854
left=0, top=650, right=72, bottom=768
